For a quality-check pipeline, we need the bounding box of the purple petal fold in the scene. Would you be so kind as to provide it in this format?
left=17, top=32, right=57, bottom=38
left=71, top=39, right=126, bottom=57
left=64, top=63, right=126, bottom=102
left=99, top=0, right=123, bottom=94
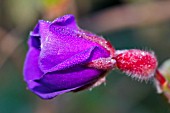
left=24, top=47, right=42, bottom=81
left=42, top=46, right=102, bottom=73
left=28, top=67, right=105, bottom=99
left=38, top=15, right=109, bottom=72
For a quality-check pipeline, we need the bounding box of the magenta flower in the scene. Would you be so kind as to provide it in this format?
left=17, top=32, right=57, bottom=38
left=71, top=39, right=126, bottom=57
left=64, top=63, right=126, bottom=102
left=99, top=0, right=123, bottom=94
left=23, top=14, right=115, bottom=99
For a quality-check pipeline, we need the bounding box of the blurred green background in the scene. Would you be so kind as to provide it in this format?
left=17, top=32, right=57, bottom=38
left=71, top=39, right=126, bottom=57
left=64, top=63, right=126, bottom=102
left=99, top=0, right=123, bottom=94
left=0, top=0, right=170, bottom=113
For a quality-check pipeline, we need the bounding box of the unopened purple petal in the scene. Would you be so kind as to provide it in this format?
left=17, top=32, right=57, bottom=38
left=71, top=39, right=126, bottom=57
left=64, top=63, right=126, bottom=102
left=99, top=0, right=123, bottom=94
left=39, top=25, right=109, bottom=72
left=28, top=21, right=49, bottom=49
left=24, top=47, right=43, bottom=81
left=41, top=46, right=108, bottom=73
left=27, top=80, right=82, bottom=99
left=28, top=66, right=105, bottom=99
left=29, top=34, right=41, bottom=49
left=37, top=67, right=103, bottom=91
left=50, top=14, right=78, bottom=30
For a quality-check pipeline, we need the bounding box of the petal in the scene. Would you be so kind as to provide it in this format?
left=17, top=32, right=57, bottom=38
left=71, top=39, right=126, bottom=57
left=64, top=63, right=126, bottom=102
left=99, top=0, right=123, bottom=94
left=50, top=14, right=78, bottom=30
left=27, top=80, right=80, bottom=99
left=28, top=34, right=41, bottom=49
left=23, top=47, right=43, bottom=81
left=39, top=33, right=109, bottom=72
left=29, top=66, right=105, bottom=99
left=41, top=46, right=108, bottom=73
left=32, top=22, right=40, bottom=34
left=39, top=28, right=109, bottom=72
left=28, top=20, right=50, bottom=49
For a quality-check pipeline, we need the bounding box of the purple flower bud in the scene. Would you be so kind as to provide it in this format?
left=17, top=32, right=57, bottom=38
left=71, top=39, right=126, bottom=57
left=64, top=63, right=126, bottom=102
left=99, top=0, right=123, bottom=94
left=23, top=14, right=115, bottom=99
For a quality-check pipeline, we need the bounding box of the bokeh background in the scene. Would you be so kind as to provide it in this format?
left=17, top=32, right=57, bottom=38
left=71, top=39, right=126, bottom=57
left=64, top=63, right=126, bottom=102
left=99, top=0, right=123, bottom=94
left=0, top=0, right=170, bottom=113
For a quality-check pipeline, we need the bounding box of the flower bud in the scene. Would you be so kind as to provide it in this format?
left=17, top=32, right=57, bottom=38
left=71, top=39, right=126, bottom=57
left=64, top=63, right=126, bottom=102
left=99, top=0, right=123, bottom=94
left=115, top=49, right=158, bottom=81
left=23, top=14, right=114, bottom=99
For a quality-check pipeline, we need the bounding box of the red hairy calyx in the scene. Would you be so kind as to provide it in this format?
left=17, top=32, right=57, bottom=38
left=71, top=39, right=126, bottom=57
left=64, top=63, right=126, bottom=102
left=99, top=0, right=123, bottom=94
left=115, top=49, right=158, bottom=81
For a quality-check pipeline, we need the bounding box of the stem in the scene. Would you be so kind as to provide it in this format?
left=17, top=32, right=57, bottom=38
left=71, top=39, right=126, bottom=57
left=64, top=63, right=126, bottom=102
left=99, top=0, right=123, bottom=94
left=155, top=69, right=166, bottom=85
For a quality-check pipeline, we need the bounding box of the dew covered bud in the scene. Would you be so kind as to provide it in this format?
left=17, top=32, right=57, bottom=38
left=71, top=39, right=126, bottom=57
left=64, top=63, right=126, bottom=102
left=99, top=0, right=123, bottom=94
left=23, top=14, right=114, bottom=99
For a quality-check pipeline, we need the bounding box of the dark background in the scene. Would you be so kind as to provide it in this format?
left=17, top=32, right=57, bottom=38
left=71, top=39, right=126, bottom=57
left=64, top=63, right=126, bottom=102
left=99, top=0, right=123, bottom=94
left=0, top=0, right=170, bottom=113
